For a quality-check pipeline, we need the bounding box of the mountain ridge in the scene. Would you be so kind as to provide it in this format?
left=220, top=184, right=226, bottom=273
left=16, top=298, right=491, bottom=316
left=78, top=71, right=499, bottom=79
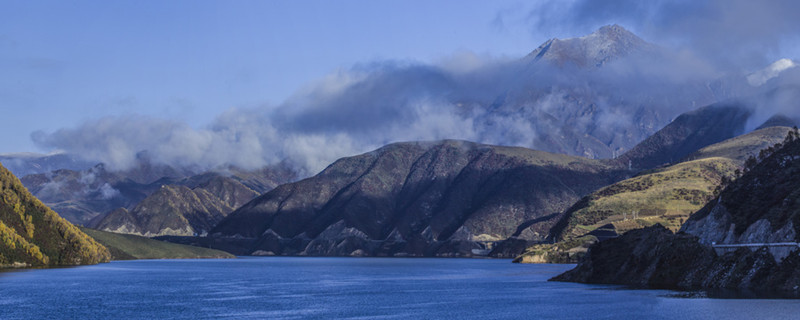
left=209, top=139, right=629, bottom=257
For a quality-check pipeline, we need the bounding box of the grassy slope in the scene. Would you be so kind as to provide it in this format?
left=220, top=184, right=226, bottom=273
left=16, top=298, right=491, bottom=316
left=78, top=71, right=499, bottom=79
left=562, top=157, right=738, bottom=237
left=515, top=127, right=791, bottom=263
left=684, top=126, right=791, bottom=163
left=80, top=227, right=234, bottom=260
left=0, top=163, right=110, bottom=267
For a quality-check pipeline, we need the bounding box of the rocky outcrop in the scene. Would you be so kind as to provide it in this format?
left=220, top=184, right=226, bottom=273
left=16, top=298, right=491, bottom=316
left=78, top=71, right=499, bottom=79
left=553, top=225, right=800, bottom=296
left=211, top=140, right=628, bottom=257
left=555, top=129, right=800, bottom=294
left=682, top=128, right=800, bottom=260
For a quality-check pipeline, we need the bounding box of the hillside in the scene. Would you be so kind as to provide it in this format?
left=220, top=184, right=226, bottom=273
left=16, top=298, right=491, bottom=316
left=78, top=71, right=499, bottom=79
left=92, top=176, right=258, bottom=237
left=682, top=127, right=800, bottom=248
left=19, top=163, right=190, bottom=225
left=554, top=128, right=800, bottom=294
left=80, top=227, right=234, bottom=260
left=616, top=104, right=751, bottom=170
left=20, top=162, right=296, bottom=226
left=511, top=126, right=791, bottom=263
left=683, top=126, right=793, bottom=162
left=0, top=162, right=110, bottom=268
left=209, top=140, right=628, bottom=257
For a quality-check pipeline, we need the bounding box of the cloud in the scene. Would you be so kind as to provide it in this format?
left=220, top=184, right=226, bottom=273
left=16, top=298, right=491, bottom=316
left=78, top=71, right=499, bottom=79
left=31, top=19, right=800, bottom=176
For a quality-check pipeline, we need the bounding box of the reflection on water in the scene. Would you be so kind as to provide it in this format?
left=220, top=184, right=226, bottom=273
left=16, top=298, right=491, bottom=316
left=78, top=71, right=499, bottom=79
left=0, top=258, right=798, bottom=319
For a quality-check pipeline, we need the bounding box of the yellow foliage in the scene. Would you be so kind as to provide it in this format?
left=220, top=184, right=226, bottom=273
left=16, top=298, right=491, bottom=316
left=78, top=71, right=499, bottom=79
left=0, top=163, right=110, bottom=266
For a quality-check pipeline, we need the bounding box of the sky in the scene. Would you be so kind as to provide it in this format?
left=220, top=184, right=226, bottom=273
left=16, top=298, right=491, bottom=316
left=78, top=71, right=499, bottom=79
left=0, top=0, right=541, bottom=154
left=2, top=0, right=799, bottom=174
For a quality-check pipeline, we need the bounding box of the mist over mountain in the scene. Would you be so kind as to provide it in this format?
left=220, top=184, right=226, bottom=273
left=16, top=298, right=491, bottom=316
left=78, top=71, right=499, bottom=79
left=19, top=158, right=296, bottom=226
left=29, top=25, right=790, bottom=176
left=0, top=152, right=96, bottom=177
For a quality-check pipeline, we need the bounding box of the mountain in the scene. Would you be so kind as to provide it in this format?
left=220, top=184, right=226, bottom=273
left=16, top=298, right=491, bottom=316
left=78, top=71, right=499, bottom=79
left=208, top=140, right=628, bottom=257
left=0, top=163, right=110, bottom=268
left=0, top=152, right=96, bottom=178
left=682, top=128, right=800, bottom=251
left=683, top=126, right=794, bottom=162
left=616, top=103, right=752, bottom=170
left=20, top=161, right=296, bottom=226
left=508, top=25, right=718, bottom=160
left=525, top=24, right=654, bottom=68
left=553, top=128, right=800, bottom=295
left=92, top=176, right=259, bottom=237
left=19, top=162, right=192, bottom=225
left=508, top=124, right=792, bottom=263
left=560, top=126, right=792, bottom=238
left=80, top=227, right=234, bottom=260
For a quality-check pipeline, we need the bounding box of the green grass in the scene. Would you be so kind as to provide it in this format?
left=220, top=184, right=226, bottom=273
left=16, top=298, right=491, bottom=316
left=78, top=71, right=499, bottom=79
left=514, top=127, right=794, bottom=264
left=80, top=227, right=235, bottom=260
left=685, top=126, right=791, bottom=162
left=563, top=157, right=738, bottom=238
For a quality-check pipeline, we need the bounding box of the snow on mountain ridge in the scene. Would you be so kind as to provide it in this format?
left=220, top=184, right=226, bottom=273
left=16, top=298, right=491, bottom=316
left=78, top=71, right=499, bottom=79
left=526, top=24, right=651, bottom=67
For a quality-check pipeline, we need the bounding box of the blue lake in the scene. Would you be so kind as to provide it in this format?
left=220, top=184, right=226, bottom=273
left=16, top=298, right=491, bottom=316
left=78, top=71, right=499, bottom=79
left=1, top=257, right=799, bottom=319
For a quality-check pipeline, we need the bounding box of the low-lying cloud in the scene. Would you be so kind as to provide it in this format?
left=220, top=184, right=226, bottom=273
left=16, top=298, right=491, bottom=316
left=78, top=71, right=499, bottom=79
left=31, top=52, right=722, bottom=175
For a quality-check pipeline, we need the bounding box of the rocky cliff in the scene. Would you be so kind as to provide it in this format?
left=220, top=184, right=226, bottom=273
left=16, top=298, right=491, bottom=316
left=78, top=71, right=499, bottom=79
left=682, top=127, right=800, bottom=260
left=551, top=225, right=800, bottom=295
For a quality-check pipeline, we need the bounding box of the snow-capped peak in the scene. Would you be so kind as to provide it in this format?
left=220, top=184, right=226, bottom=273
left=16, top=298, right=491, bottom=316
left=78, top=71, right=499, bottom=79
left=525, top=24, right=650, bottom=68
left=747, top=58, right=798, bottom=87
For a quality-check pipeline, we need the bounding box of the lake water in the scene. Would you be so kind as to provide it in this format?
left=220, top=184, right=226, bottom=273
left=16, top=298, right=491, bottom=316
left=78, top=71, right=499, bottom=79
left=1, top=258, right=798, bottom=319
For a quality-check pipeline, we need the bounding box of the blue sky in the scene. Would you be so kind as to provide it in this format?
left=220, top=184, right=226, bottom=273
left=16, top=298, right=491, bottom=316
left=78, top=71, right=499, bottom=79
left=0, top=0, right=553, bottom=154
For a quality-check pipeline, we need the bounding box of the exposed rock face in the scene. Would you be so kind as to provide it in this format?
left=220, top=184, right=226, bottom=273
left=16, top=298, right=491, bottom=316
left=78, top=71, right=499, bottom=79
left=555, top=129, right=800, bottom=294
left=93, top=176, right=259, bottom=237
left=552, top=225, right=800, bottom=295
left=0, top=163, right=110, bottom=267
left=682, top=129, right=800, bottom=261
left=211, top=140, right=628, bottom=257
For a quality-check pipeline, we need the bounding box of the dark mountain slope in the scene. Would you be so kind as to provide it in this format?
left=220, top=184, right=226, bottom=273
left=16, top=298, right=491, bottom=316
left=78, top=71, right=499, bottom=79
left=554, top=129, right=800, bottom=294
left=616, top=104, right=751, bottom=170
left=0, top=163, right=110, bottom=267
left=682, top=127, right=800, bottom=248
left=210, top=140, right=628, bottom=257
